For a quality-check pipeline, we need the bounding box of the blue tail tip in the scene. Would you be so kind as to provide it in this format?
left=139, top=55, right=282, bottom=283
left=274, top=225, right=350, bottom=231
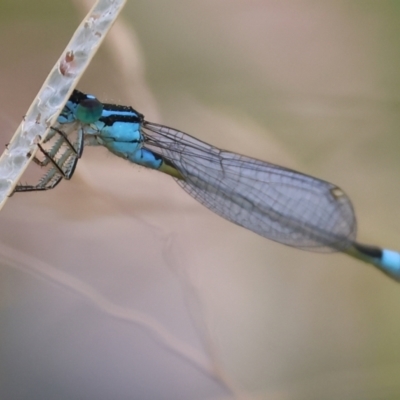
left=380, top=249, right=400, bottom=280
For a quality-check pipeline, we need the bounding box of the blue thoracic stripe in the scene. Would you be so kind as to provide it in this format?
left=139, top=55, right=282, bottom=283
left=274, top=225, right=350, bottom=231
left=101, top=104, right=143, bottom=121
left=52, top=89, right=400, bottom=283
left=99, top=114, right=142, bottom=125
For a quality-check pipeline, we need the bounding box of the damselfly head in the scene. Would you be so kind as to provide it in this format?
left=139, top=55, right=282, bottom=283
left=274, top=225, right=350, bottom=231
left=75, top=96, right=103, bottom=124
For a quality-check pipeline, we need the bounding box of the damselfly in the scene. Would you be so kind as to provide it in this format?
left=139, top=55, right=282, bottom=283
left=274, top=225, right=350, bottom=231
left=16, top=89, right=400, bottom=282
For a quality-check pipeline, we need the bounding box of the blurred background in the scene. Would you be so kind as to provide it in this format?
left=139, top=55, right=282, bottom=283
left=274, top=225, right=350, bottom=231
left=1, top=1, right=400, bottom=399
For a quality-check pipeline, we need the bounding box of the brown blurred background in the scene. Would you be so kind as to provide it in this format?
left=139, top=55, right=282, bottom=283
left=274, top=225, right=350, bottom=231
left=1, top=1, right=400, bottom=399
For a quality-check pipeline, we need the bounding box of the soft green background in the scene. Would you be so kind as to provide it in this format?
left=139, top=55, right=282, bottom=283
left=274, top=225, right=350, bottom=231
left=0, top=1, right=400, bottom=399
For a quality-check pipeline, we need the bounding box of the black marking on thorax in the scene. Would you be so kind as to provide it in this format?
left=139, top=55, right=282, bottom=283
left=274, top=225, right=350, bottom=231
left=100, top=103, right=144, bottom=126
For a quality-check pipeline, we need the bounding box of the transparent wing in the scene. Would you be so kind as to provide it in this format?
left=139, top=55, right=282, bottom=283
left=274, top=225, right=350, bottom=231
left=142, top=122, right=357, bottom=252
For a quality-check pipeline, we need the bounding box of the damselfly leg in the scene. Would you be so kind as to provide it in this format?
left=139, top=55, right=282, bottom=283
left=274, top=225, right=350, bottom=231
left=13, top=123, right=83, bottom=193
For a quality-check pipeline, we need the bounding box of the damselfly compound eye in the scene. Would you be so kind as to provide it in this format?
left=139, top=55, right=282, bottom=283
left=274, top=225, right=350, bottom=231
left=75, top=97, right=103, bottom=124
